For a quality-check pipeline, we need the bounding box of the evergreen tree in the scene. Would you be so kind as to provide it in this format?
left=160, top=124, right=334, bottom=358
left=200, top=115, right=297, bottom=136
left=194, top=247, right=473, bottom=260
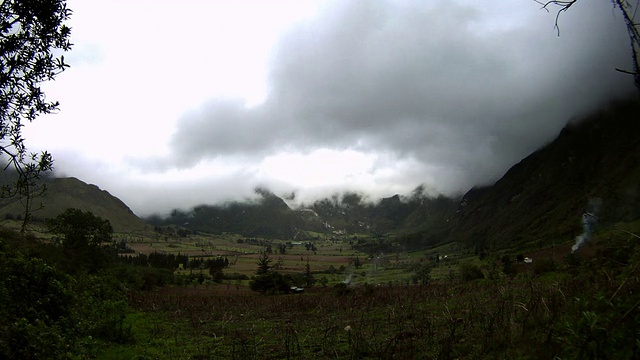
left=256, top=251, right=272, bottom=275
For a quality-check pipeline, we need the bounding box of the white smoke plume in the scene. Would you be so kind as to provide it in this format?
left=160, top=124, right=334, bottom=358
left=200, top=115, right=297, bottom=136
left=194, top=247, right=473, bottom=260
left=343, top=273, right=353, bottom=285
left=571, top=198, right=602, bottom=253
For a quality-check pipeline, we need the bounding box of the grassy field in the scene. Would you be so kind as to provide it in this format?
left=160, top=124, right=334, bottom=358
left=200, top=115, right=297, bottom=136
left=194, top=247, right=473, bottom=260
left=2, top=217, right=639, bottom=359
left=121, top=231, right=482, bottom=287
left=100, top=256, right=639, bottom=359
left=91, top=223, right=639, bottom=359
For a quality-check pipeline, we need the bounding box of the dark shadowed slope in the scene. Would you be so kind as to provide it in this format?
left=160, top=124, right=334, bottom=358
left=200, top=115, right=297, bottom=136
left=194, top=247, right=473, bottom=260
left=447, top=97, right=640, bottom=251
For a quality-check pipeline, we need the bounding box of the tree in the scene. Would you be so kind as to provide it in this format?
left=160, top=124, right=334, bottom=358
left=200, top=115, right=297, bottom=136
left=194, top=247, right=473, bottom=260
left=278, top=243, right=287, bottom=255
left=459, top=263, right=484, bottom=282
left=501, top=256, right=517, bottom=276
left=208, top=256, right=227, bottom=282
left=46, top=208, right=113, bottom=250
left=352, top=256, right=362, bottom=268
left=0, top=0, right=72, bottom=232
left=255, top=251, right=272, bottom=275
left=412, top=263, right=431, bottom=286
left=536, top=0, right=640, bottom=91
left=249, top=271, right=291, bottom=295
left=304, top=258, right=315, bottom=287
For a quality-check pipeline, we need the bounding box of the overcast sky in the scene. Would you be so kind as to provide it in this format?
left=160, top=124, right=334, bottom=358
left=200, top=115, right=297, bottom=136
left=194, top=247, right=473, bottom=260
left=23, top=0, right=636, bottom=216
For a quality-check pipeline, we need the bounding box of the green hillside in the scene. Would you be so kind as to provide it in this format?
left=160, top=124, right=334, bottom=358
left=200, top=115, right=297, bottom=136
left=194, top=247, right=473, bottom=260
left=447, top=97, right=640, bottom=251
left=1, top=99, right=639, bottom=360
left=3, top=98, right=637, bottom=253
left=0, top=177, right=151, bottom=234
left=146, top=187, right=302, bottom=238
left=148, top=97, right=640, bottom=254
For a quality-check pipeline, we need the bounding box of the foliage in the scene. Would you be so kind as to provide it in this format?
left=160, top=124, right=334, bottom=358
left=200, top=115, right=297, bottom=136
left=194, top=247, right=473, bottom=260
left=0, top=0, right=72, bottom=232
left=249, top=271, right=291, bottom=295
left=108, top=263, right=174, bottom=291
left=0, top=227, right=132, bottom=359
left=117, top=229, right=638, bottom=359
left=249, top=250, right=294, bottom=294
left=334, top=282, right=351, bottom=295
left=411, top=263, right=432, bottom=286
left=255, top=251, right=271, bottom=275
left=304, top=259, right=315, bottom=286
left=459, top=262, right=484, bottom=282
left=123, top=232, right=639, bottom=359
left=501, top=255, right=518, bottom=276
left=120, top=251, right=189, bottom=270
left=2, top=218, right=619, bottom=359
left=46, top=208, right=113, bottom=249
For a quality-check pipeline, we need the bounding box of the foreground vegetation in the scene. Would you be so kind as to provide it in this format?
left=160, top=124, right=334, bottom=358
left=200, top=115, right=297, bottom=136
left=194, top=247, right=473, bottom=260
left=1, top=210, right=639, bottom=359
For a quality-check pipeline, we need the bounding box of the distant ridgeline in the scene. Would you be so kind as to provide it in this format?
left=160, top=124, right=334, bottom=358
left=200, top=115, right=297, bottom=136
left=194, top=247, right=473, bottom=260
left=146, top=191, right=300, bottom=239
left=148, top=97, right=640, bottom=252
left=0, top=174, right=150, bottom=233
left=1, top=98, right=637, bottom=252
left=145, top=190, right=458, bottom=244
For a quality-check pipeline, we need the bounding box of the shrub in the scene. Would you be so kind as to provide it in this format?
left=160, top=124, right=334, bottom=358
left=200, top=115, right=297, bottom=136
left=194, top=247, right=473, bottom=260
left=250, top=272, right=291, bottom=294
left=459, top=263, right=484, bottom=282
left=224, top=272, right=249, bottom=281
left=0, top=228, right=135, bottom=358
left=532, top=258, right=556, bottom=276
left=502, top=262, right=518, bottom=277
left=334, top=282, right=351, bottom=296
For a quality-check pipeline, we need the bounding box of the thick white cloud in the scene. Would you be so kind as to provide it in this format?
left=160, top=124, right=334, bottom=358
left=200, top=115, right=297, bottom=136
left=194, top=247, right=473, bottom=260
left=167, top=1, right=634, bottom=197
left=24, top=0, right=637, bottom=216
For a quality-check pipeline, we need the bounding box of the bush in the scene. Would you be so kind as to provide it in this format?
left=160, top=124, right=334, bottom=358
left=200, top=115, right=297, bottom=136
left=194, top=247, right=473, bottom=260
left=334, top=282, right=351, bottom=296
left=0, top=256, right=73, bottom=358
left=459, top=263, right=484, bottom=282
left=224, top=272, right=250, bottom=281
left=250, top=272, right=291, bottom=294
left=107, top=265, right=174, bottom=291
left=0, top=228, right=134, bottom=358
left=532, top=258, right=556, bottom=276
left=502, top=262, right=518, bottom=277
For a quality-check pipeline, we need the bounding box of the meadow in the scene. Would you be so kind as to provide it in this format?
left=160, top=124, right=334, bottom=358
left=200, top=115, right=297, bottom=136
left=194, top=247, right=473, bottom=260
left=98, top=227, right=639, bottom=359
left=123, top=232, right=439, bottom=287
left=2, top=219, right=638, bottom=359
left=103, top=255, right=638, bottom=359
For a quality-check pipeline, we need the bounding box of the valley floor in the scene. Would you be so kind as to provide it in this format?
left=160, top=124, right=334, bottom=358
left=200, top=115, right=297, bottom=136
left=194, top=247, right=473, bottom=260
left=103, top=261, right=639, bottom=359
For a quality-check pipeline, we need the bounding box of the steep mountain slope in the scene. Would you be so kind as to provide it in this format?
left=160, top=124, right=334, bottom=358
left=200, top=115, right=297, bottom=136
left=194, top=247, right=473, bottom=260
left=447, top=97, right=640, bottom=251
left=147, top=188, right=301, bottom=238
left=148, top=187, right=459, bottom=241
left=305, top=192, right=458, bottom=239
left=0, top=177, right=151, bottom=233
left=30, top=97, right=633, bottom=249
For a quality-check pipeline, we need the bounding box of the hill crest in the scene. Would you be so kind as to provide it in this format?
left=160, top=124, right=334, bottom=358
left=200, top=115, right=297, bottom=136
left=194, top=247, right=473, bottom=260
left=0, top=176, right=151, bottom=233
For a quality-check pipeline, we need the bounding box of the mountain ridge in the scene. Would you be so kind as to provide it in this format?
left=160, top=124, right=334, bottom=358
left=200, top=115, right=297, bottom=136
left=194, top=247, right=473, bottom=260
left=0, top=176, right=151, bottom=233
left=2, top=97, right=637, bottom=253
left=446, top=97, right=640, bottom=251
left=142, top=97, right=640, bottom=250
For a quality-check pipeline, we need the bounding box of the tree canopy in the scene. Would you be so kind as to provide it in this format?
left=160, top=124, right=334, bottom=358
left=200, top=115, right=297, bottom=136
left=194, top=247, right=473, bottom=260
left=0, top=0, right=72, bottom=231
left=47, top=208, right=113, bottom=249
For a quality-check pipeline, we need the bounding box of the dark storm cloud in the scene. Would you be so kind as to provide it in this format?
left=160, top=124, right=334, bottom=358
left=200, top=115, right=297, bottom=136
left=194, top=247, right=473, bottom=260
left=170, top=0, right=635, bottom=194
